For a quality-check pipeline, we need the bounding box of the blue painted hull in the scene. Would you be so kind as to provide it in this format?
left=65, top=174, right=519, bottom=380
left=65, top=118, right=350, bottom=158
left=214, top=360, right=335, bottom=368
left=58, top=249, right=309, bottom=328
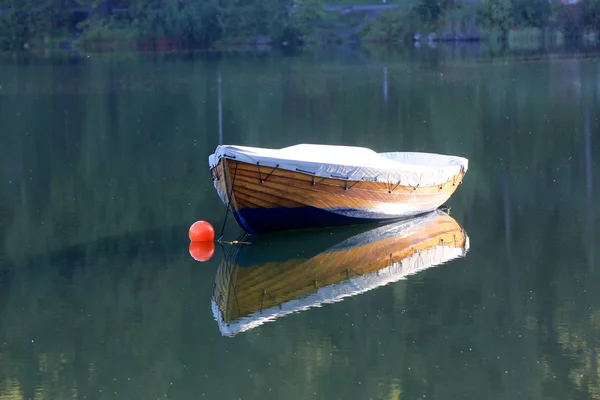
left=233, top=206, right=403, bottom=234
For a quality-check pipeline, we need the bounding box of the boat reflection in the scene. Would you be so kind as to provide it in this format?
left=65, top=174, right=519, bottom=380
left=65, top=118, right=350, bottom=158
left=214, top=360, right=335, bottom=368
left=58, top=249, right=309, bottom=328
left=212, top=209, right=470, bottom=337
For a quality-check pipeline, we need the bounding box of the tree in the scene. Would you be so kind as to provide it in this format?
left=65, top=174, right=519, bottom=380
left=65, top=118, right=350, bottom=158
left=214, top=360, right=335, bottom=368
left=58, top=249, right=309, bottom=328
left=510, top=0, right=550, bottom=27
left=416, top=0, right=451, bottom=22
left=478, top=0, right=515, bottom=35
left=580, top=0, right=600, bottom=30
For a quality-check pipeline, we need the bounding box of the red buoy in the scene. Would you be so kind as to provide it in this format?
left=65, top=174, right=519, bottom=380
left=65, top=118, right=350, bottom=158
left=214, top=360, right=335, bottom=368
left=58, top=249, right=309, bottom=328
left=189, top=220, right=215, bottom=242
left=189, top=241, right=215, bottom=262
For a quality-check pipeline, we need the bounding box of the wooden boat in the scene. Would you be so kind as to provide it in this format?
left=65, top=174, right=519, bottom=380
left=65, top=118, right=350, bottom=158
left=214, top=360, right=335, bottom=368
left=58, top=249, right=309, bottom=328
left=212, top=209, right=469, bottom=337
left=209, top=144, right=468, bottom=234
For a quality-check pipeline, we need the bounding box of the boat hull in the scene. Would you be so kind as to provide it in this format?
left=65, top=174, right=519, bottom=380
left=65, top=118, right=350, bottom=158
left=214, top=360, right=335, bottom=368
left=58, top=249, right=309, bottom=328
left=211, top=158, right=465, bottom=234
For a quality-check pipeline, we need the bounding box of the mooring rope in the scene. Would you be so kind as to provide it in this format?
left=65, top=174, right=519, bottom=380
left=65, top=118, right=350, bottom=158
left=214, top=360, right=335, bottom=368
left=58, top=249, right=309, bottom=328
left=219, top=239, right=252, bottom=245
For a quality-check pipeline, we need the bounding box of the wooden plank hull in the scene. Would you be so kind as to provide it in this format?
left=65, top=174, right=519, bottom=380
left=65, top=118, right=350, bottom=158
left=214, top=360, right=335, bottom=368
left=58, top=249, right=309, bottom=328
left=211, top=157, right=465, bottom=234
left=212, top=210, right=469, bottom=337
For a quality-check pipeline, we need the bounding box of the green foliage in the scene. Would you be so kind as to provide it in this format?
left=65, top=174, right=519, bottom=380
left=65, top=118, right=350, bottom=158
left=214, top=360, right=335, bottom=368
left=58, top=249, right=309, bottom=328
left=360, top=2, right=480, bottom=43
left=115, top=0, right=323, bottom=48
left=510, top=0, right=550, bottom=27
left=550, top=0, right=600, bottom=36
left=286, top=0, right=325, bottom=44
left=360, top=8, right=418, bottom=42
left=478, top=0, right=514, bottom=35
left=156, top=0, right=220, bottom=44
left=3, top=0, right=600, bottom=49
left=318, top=11, right=366, bottom=30
left=0, top=0, right=322, bottom=50
left=0, top=0, right=73, bottom=48
left=415, top=0, right=451, bottom=22
left=435, top=4, right=483, bottom=40
left=580, top=0, right=600, bottom=30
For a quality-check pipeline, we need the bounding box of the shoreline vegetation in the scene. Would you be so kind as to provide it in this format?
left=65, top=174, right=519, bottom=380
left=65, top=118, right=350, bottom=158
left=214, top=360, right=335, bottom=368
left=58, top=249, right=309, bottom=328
left=1, top=0, right=600, bottom=52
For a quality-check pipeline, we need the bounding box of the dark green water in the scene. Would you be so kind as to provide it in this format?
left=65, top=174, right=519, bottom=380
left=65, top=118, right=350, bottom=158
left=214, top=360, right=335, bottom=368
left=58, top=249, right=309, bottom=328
left=1, top=45, right=600, bottom=399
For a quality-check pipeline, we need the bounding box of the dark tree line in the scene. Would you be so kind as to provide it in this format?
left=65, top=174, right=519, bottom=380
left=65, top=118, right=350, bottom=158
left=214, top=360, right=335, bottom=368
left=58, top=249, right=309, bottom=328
left=0, top=0, right=325, bottom=48
left=1, top=0, right=600, bottom=49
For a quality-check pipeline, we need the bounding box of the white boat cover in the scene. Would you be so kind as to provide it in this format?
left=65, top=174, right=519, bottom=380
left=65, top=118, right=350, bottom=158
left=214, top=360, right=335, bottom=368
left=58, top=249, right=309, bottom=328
left=209, top=144, right=468, bottom=187
left=212, top=239, right=469, bottom=337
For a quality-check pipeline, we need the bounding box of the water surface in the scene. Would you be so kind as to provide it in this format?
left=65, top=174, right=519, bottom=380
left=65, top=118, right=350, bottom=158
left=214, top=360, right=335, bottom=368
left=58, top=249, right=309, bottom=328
left=1, top=45, right=600, bottom=399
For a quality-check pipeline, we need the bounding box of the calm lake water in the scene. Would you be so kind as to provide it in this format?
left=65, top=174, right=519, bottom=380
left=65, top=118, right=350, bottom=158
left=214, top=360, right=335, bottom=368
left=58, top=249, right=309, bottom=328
left=1, top=44, right=600, bottom=400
